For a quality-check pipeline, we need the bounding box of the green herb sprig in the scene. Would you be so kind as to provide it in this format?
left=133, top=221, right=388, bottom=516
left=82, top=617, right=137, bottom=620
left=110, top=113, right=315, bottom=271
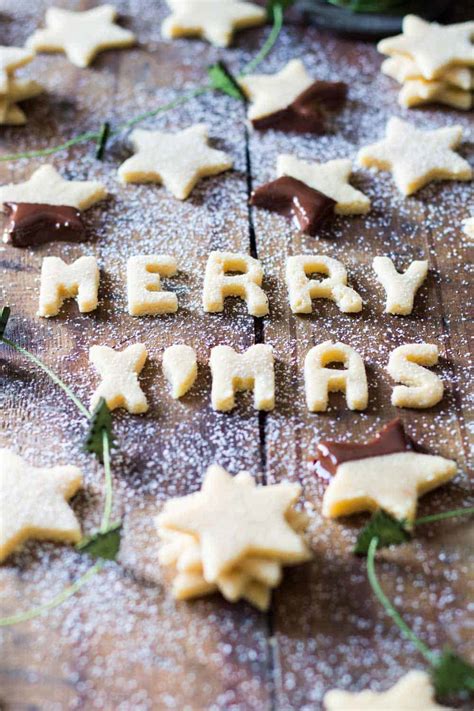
left=0, top=307, right=121, bottom=626
left=0, top=1, right=288, bottom=164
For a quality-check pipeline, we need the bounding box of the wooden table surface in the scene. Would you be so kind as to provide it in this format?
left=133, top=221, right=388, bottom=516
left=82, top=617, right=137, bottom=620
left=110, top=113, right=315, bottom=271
left=0, top=1, right=473, bottom=709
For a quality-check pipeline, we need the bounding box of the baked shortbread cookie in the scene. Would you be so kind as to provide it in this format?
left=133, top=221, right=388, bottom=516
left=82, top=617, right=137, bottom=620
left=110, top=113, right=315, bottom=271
left=38, top=255, right=100, bottom=317
left=0, top=448, right=83, bottom=562
left=398, top=79, right=472, bottom=110
left=0, top=46, right=34, bottom=94
left=358, top=117, right=472, bottom=195
left=26, top=5, right=136, bottom=68
left=89, top=343, right=149, bottom=414
left=161, top=0, right=266, bottom=48
left=387, top=343, right=444, bottom=408
left=381, top=55, right=474, bottom=91
left=162, top=345, right=197, bottom=399
left=304, top=341, right=368, bottom=412
left=118, top=125, right=232, bottom=200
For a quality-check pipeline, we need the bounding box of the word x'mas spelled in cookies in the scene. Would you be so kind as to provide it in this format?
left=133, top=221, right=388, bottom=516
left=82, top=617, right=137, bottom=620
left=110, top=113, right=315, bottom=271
left=314, top=419, right=457, bottom=524
left=0, top=448, right=83, bottom=562
left=89, top=343, right=149, bottom=414
left=156, top=465, right=310, bottom=610
left=210, top=344, right=274, bottom=411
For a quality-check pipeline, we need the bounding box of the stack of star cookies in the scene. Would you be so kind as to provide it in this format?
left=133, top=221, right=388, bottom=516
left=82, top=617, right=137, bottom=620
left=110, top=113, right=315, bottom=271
left=156, top=465, right=311, bottom=611
left=0, top=46, right=43, bottom=125
left=378, top=15, right=473, bottom=111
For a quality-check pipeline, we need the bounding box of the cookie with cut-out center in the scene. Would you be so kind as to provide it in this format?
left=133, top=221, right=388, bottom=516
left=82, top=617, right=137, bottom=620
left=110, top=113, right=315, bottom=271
left=357, top=117, right=471, bottom=195
left=162, top=0, right=266, bottom=48
left=324, top=670, right=450, bottom=710
left=26, top=5, right=135, bottom=68
left=0, top=448, right=83, bottom=562
left=378, top=14, right=474, bottom=80
left=118, top=124, right=232, bottom=200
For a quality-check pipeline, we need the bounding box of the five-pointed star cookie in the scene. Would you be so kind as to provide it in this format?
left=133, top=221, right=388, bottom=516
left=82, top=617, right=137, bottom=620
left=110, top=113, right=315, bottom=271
left=381, top=55, right=474, bottom=91
left=0, top=165, right=108, bottom=210
left=118, top=124, right=233, bottom=200
left=162, top=0, right=266, bottom=48
left=0, top=448, right=83, bottom=562
left=26, top=5, right=136, bottom=68
left=0, top=46, right=34, bottom=94
left=357, top=117, right=472, bottom=195
left=277, top=154, right=370, bottom=214
left=157, top=464, right=310, bottom=582
left=378, top=14, right=474, bottom=80
left=324, top=670, right=449, bottom=710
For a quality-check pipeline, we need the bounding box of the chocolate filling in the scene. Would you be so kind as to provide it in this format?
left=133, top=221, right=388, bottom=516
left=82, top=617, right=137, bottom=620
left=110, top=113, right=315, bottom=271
left=251, top=176, right=336, bottom=236
left=252, top=80, right=347, bottom=134
left=3, top=202, right=86, bottom=247
left=314, top=419, right=420, bottom=477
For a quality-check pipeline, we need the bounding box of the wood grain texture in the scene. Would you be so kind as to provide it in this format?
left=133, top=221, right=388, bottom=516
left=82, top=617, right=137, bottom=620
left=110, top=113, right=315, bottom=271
left=0, top=1, right=472, bottom=709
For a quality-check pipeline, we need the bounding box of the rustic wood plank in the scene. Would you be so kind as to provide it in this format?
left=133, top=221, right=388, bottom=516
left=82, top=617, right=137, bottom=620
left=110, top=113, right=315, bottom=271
left=248, top=22, right=473, bottom=710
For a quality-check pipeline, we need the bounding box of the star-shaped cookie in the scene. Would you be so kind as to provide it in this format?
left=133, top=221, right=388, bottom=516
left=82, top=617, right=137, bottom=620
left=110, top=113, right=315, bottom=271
left=378, top=14, right=474, bottom=80
left=277, top=154, right=370, bottom=214
left=0, top=165, right=108, bottom=210
left=357, top=117, right=472, bottom=195
left=318, top=421, right=457, bottom=523
left=157, top=465, right=309, bottom=582
left=118, top=124, right=233, bottom=200
left=162, top=0, right=266, bottom=48
left=26, top=5, right=136, bottom=68
left=381, top=55, right=473, bottom=91
left=0, top=448, right=83, bottom=562
left=324, top=670, right=449, bottom=710
left=0, top=46, right=34, bottom=94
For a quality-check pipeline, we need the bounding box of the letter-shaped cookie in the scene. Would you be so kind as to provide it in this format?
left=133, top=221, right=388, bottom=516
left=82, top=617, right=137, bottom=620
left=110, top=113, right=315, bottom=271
left=127, top=254, right=178, bottom=316
left=304, top=341, right=368, bottom=412
left=38, top=255, right=99, bottom=317
left=286, top=255, right=362, bottom=314
left=89, top=343, right=148, bottom=414
left=162, top=344, right=197, bottom=398
left=203, top=251, right=269, bottom=317
left=388, top=343, right=443, bottom=408
left=373, top=256, right=428, bottom=315
left=210, top=344, right=274, bottom=411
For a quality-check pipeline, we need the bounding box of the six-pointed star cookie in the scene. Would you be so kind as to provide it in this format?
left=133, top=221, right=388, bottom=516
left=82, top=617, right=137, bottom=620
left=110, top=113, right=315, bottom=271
left=26, top=5, right=136, bottom=68
left=357, top=117, right=472, bottom=195
left=162, top=0, right=266, bottom=48
left=277, top=154, right=370, bottom=214
left=0, top=46, right=34, bottom=94
left=118, top=124, right=233, bottom=200
left=0, top=448, right=83, bottom=562
left=378, top=14, right=474, bottom=80
left=157, top=464, right=310, bottom=582
left=0, top=165, right=108, bottom=210
left=324, top=670, right=449, bottom=710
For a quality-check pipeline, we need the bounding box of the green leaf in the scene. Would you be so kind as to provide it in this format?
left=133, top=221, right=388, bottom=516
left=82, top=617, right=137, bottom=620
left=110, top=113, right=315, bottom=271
left=267, top=0, right=295, bottom=18
left=432, top=649, right=474, bottom=697
left=77, top=522, right=122, bottom=561
left=354, top=510, right=410, bottom=555
left=208, top=62, right=246, bottom=101
left=85, top=398, right=114, bottom=462
left=0, top=306, right=11, bottom=339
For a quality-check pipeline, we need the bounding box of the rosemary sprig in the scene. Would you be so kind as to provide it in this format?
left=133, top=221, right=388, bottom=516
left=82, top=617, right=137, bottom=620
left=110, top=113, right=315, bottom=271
left=0, top=3, right=287, bottom=164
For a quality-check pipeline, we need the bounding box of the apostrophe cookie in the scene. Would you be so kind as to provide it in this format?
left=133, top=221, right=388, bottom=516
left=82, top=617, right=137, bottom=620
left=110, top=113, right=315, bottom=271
left=286, top=255, right=362, bottom=314
left=238, top=59, right=347, bottom=133
left=210, top=344, right=275, bottom=411
left=315, top=420, right=456, bottom=523
left=127, top=255, right=178, bottom=316
left=156, top=465, right=311, bottom=609
left=304, top=341, right=368, bottom=412
left=0, top=448, right=83, bottom=562
left=89, top=343, right=149, bottom=414
left=377, top=15, right=474, bottom=81
left=118, top=124, right=233, bottom=200
left=162, top=345, right=197, bottom=398
left=161, top=0, right=266, bottom=48
left=38, top=256, right=100, bottom=317
left=324, top=670, right=450, bottom=710
left=26, top=5, right=136, bottom=68
left=203, top=251, right=268, bottom=317
left=358, top=117, right=472, bottom=195
left=387, top=343, right=443, bottom=408
left=372, top=256, right=428, bottom=315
